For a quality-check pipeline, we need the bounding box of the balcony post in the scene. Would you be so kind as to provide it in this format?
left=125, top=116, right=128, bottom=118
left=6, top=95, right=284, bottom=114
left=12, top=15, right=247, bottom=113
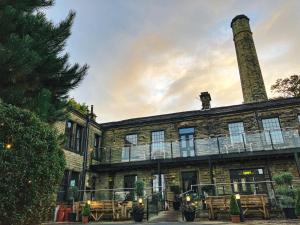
left=294, top=151, right=300, bottom=178
left=208, top=158, right=216, bottom=195
left=242, top=133, right=246, bottom=152
left=268, top=130, right=274, bottom=150
left=109, top=147, right=112, bottom=163
left=170, top=141, right=173, bottom=159
left=193, top=137, right=197, bottom=156
left=129, top=147, right=131, bottom=162
left=217, top=137, right=221, bottom=154
left=150, top=143, right=152, bottom=160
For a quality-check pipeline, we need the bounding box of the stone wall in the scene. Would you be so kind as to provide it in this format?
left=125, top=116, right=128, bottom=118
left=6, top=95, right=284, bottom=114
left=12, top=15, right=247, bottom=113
left=101, top=104, right=300, bottom=163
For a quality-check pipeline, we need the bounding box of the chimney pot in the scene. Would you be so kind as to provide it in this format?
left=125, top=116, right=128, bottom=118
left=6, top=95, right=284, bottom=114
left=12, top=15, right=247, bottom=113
left=200, top=92, right=211, bottom=110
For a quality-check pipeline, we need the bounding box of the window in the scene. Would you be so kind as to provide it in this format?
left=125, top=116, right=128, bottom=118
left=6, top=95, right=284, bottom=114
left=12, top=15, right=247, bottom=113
left=75, top=125, right=83, bottom=153
left=228, top=122, right=245, bottom=144
left=93, top=134, right=100, bottom=160
left=262, top=118, right=284, bottom=144
left=122, top=134, right=137, bottom=161
left=298, top=115, right=300, bottom=123
left=65, top=121, right=74, bottom=149
left=179, top=128, right=195, bottom=157
left=151, top=131, right=165, bottom=154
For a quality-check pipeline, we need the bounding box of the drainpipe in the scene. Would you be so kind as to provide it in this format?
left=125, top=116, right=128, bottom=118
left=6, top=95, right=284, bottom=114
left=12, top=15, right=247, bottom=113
left=79, top=105, right=93, bottom=201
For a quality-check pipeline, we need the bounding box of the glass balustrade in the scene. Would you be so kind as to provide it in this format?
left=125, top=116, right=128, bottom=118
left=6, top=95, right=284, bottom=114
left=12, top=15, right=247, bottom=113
left=95, top=128, right=300, bottom=164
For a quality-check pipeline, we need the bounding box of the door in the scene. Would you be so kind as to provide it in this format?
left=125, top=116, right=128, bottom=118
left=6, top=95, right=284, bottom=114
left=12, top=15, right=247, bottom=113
left=181, top=171, right=198, bottom=193
left=179, top=128, right=195, bottom=157
left=230, top=168, right=267, bottom=194
left=124, top=175, right=137, bottom=200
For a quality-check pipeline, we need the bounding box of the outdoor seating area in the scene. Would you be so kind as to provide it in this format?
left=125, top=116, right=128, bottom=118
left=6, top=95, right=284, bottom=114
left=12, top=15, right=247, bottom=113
left=206, top=194, right=270, bottom=220
left=56, top=200, right=133, bottom=222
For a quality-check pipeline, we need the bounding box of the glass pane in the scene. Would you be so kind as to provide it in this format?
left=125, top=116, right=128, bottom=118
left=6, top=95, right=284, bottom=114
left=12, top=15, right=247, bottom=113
left=179, top=127, right=195, bottom=135
left=228, top=122, right=245, bottom=144
left=262, top=118, right=283, bottom=144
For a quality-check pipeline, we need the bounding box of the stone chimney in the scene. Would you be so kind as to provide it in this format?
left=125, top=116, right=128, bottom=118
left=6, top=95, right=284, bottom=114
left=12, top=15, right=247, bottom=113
left=90, top=105, right=97, bottom=121
left=231, top=15, right=268, bottom=103
left=200, top=92, right=211, bottom=110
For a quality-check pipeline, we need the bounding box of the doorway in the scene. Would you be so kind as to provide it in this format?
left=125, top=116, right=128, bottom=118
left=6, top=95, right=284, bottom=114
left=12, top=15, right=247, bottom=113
left=181, top=171, right=198, bottom=193
left=124, top=175, right=137, bottom=200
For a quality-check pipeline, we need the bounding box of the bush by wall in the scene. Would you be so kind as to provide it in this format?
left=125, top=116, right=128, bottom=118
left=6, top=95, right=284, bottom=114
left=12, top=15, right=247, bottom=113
left=0, top=104, right=65, bottom=225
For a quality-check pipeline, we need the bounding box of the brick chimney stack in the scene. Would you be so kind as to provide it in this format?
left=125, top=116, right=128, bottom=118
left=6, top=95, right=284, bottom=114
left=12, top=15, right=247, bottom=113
left=200, top=92, right=211, bottom=110
left=231, top=15, right=268, bottom=103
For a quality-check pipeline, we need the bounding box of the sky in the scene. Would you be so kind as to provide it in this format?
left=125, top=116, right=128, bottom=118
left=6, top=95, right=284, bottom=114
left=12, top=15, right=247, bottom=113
left=45, top=0, right=300, bottom=123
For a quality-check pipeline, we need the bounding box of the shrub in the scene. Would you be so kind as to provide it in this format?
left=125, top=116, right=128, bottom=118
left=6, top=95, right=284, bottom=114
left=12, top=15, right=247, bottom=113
left=0, top=104, right=65, bottom=225
left=82, top=203, right=91, bottom=217
left=274, top=172, right=293, bottom=186
left=229, top=195, right=240, bottom=215
left=274, top=172, right=296, bottom=209
left=135, top=180, right=145, bottom=197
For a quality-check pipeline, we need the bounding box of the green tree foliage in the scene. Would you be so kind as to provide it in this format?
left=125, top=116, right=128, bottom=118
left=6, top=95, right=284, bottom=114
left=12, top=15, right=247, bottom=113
left=0, top=103, right=65, bottom=225
left=0, top=0, right=88, bottom=123
left=229, top=195, right=240, bottom=215
left=271, top=75, right=300, bottom=98
left=135, top=180, right=145, bottom=197
left=68, top=98, right=89, bottom=115
left=274, top=172, right=297, bottom=208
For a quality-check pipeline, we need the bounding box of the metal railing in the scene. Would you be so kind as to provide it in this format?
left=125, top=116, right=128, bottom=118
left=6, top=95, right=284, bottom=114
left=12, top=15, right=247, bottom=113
left=94, top=128, right=300, bottom=164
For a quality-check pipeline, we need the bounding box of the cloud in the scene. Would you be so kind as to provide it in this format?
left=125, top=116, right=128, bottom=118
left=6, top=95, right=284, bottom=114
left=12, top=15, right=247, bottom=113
left=46, top=0, right=300, bottom=122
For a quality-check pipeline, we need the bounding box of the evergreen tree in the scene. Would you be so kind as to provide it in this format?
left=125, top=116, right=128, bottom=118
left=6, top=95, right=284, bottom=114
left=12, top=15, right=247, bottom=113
left=0, top=0, right=88, bottom=122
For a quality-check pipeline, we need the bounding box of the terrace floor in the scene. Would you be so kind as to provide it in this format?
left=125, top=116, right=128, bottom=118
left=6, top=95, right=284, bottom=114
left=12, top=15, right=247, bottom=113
left=43, top=219, right=300, bottom=225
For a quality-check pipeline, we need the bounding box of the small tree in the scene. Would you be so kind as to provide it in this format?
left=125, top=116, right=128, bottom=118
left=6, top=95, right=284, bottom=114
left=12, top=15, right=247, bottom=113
left=135, top=180, right=145, bottom=197
left=0, top=103, right=65, bottom=225
left=229, top=195, right=240, bottom=215
left=274, top=172, right=297, bottom=209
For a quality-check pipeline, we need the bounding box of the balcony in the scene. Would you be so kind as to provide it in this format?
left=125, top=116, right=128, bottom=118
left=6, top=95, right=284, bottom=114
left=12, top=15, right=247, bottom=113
left=96, top=128, right=300, bottom=165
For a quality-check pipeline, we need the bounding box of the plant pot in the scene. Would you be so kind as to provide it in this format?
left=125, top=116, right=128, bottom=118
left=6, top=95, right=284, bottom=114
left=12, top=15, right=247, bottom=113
left=132, top=205, right=144, bottom=222
left=282, top=208, right=297, bottom=219
left=133, top=212, right=144, bottom=222
left=82, top=215, right=89, bottom=223
left=184, top=210, right=195, bottom=222
left=231, top=215, right=241, bottom=223
left=173, top=201, right=181, bottom=211
left=68, top=212, right=77, bottom=222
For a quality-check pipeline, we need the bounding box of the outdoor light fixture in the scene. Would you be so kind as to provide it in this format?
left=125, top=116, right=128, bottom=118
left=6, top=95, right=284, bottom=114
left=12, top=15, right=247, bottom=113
left=5, top=143, right=12, bottom=150
left=186, top=195, right=191, bottom=202
left=235, top=193, right=240, bottom=200
left=138, top=198, right=143, bottom=204
left=87, top=200, right=91, bottom=205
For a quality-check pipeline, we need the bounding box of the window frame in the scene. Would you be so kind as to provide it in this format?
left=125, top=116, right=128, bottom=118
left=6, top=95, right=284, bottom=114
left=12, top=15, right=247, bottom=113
left=228, top=121, right=245, bottom=144
left=261, top=117, right=284, bottom=145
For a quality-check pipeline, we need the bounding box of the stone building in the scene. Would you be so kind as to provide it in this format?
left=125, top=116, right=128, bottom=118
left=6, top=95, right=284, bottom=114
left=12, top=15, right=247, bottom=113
left=56, top=15, right=300, bottom=203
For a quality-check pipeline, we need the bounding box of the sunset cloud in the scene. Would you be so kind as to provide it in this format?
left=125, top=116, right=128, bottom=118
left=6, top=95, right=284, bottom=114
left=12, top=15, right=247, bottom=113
left=46, top=0, right=300, bottom=122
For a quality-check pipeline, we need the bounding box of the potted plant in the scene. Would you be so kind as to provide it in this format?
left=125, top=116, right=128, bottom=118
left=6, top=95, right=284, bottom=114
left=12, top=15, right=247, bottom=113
left=170, top=185, right=181, bottom=210
left=182, top=195, right=196, bottom=222
left=67, top=186, right=79, bottom=222
left=82, top=203, right=90, bottom=224
left=229, top=195, right=240, bottom=223
left=132, top=180, right=144, bottom=222
left=274, top=172, right=297, bottom=219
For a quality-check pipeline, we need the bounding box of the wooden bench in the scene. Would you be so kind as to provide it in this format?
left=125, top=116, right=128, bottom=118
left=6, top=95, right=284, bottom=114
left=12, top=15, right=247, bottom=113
left=75, top=200, right=122, bottom=221
left=206, top=194, right=270, bottom=220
